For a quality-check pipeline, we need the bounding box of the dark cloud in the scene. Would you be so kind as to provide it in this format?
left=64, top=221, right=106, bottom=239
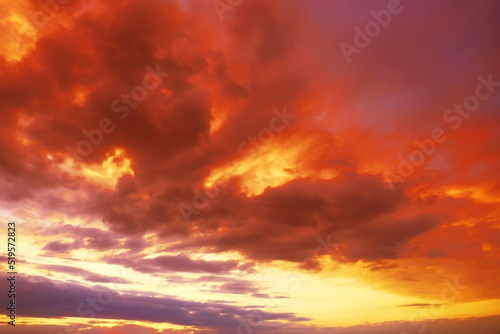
left=43, top=240, right=83, bottom=253
left=41, top=224, right=149, bottom=254
left=1, top=0, right=498, bottom=267
left=168, top=173, right=435, bottom=264
left=0, top=275, right=308, bottom=329
left=217, top=282, right=260, bottom=295
left=1, top=0, right=500, bottom=331
left=104, top=254, right=242, bottom=274
left=340, top=215, right=443, bottom=260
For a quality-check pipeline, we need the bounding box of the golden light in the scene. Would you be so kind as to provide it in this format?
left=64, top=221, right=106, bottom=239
left=82, top=148, right=134, bottom=187
left=15, top=317, right=193, bottom=332
left=55, top=148, right=134, bottom=188
left=204, top=137, right=337, bottom=196
left=0, top=3, right=38, bottom=62
left=444, top=185, right=500, bottom=203
left=71, top=88, right=90, bottom=106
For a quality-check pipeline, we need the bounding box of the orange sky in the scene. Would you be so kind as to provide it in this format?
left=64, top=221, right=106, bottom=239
left=0, top=0, right=500, bottom=333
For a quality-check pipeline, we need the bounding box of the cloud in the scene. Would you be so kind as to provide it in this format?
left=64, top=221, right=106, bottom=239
left=1, top=0, right=498, bottom=267
left=40, top=265, right=129, bottom=284
left=104, top=254, right=242, bottom=274
left=0, top=275, right=308, bottom=329
left=1, top=0, right=500, bottom=332
left=41, top=224, right=147, bottom=254
left=168, top=173, right=440, bottom=264
left=398, top=303, right=443, bottom=308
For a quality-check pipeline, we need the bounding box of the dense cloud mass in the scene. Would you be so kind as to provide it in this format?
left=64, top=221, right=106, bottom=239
left=0, top=0, right=499, bottom=333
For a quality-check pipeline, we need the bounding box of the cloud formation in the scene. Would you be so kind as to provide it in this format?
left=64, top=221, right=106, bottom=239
left=0, top=0, right=499, bottom=332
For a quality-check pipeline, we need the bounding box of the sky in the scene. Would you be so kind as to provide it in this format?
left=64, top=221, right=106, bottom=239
left=0, top=0, right=499, bottom=333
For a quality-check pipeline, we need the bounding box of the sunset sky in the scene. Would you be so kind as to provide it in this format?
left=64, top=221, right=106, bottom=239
left=1, top=0, right=500, bottom=333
